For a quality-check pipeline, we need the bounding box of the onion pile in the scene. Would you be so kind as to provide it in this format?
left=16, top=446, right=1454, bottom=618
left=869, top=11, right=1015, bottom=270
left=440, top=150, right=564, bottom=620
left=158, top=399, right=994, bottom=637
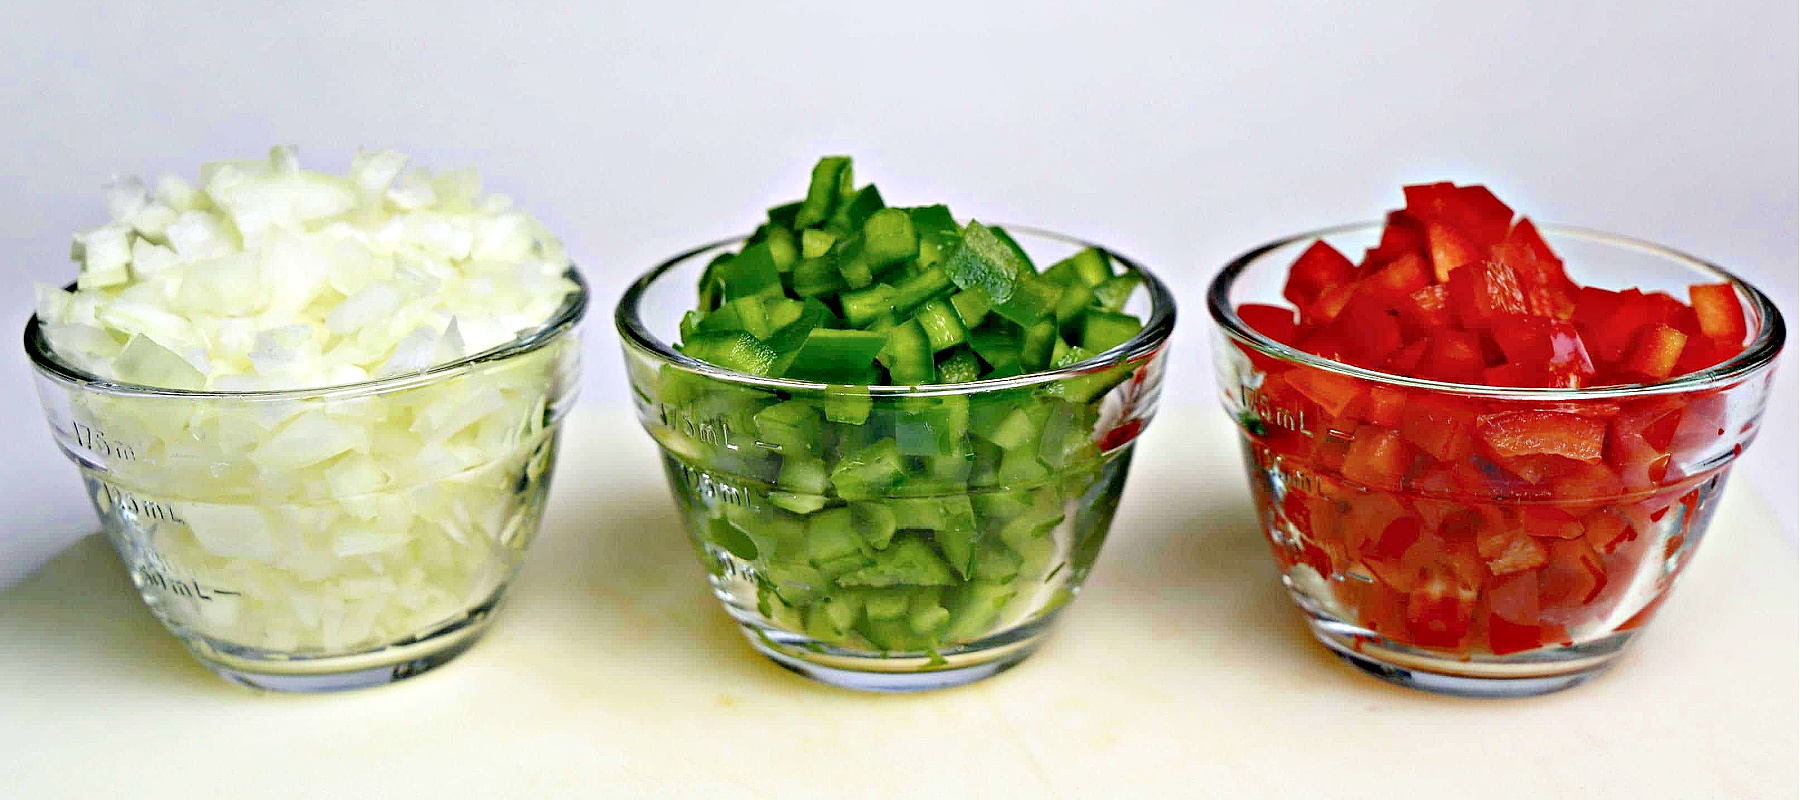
left=40, top=147, right=581, bottom=655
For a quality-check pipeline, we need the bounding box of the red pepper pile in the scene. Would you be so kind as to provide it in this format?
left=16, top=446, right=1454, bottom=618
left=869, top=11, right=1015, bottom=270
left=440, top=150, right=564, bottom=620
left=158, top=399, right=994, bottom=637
left=1234, top=183, right=1752, bottom=656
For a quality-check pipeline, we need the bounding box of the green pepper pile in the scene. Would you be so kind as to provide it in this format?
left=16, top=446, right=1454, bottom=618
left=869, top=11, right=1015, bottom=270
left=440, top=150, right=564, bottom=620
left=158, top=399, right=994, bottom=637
left=664, top=156, right=1147, bottom=654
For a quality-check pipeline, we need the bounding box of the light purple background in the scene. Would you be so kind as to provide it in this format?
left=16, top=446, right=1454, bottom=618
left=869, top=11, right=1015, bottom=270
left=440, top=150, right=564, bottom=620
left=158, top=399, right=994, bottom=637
left=2, top=1, right=1793, bottom=587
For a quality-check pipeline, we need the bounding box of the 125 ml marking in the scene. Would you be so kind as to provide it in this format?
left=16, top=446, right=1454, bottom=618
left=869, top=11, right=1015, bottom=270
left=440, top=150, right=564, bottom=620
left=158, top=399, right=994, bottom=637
left=99, top=482, right=185, bottom=524
left=672, top=462, right=755, bottom=510
left=1250, top=442, right=1319, bottom=494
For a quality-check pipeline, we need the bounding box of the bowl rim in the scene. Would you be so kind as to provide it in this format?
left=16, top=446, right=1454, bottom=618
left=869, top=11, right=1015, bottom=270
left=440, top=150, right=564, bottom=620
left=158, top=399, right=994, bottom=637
left=1207, top=221, right=1786, bottom=399
left=24, top=267, right=591, bottom=401
left=615, top=226, right=1177, bottom=396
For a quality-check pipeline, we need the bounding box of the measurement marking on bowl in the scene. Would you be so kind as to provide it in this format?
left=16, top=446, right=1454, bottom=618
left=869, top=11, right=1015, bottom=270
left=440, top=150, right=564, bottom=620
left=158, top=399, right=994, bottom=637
left=1239, top=385, right=1307, bottom=433
left=139, top=549, right=241, bottom=601
left=673, top=462, right=757, bottom=510
left=97, top=481, right=185, bottom=524
left=1249, top=442, right=1319, bottom=494
left=71, top=420, right=138, bottom=461
left=139, top=567, right=240, bottom=601
left=657, top=403, right=737, bottom=449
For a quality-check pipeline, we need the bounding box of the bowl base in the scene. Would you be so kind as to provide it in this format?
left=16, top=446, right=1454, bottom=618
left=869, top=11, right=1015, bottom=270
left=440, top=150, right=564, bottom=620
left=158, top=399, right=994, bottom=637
left=1307, top=619, right=1619, bottom=698
left=181, top=602, right=499, bottom=693
left=734, top=618, right=1050, bottom=693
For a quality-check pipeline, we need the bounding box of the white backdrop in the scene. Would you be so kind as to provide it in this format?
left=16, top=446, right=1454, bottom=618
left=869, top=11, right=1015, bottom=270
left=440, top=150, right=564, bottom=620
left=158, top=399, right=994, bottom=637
left=2, top=0, right=1793, bottom=587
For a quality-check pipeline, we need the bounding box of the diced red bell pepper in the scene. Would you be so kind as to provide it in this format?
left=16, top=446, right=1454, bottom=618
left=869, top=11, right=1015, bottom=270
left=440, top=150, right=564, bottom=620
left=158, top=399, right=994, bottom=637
left=1605, top=399, right=1683, bottom=491
left=1383, top=339, right=1431, bottom=375
left=1621, top=323, right=1688, bottom=380
left=1487, top=316, right=1596, bottom=388
left=1572, top=287, right=1643, bottom=363
left=1293, top=330, right=1352, bottom=364
left=1641, top=292, right=1702, bottom=337
left=1549, top=462, right=1626, bottom=515
left=1398, top=284, right=1453, bottom=335
left=1362, top=210, right=1428, bottom=267
left=1482, top=363, right=1542, bottom=387
left=1282, top=240, right=1356, bottom=309
left=1447, top=261, right=1531, bottom=327
left=1475, top=410, right=1607, bottom=463
left=1363, top=385, right=1408, bottom=427
left=1671, top=337, right=1730, bottom=376
left=1492, top=218, right=1575, bottom=292
left=1248, top=180, right=1757, bottom=661
left=1352, top=581, right=1411, bottom=640
left=1340, top=492, right=1408, bottom=554
left=1327, top=292, right=1405, bottom=365
left=1235, top=303, right=1300, bottom=372
left=1360, top=516, right=1427, bottom=591
left=1404, top=467, right=1467, bottom=531
left=1361, top=253, right=1433, bottom=302
left=1283, top=366, right=1366, bottom=419
left=1484, top=572, right=1544, bottom=654
left=1477, top=524, right=1550, bottom=576
left=1237, top=303, right=1298, bottom=344
left=1341, top=425, right=1415, bottom=490
left=1405, top=565, right=1479, bottom=649
left=1398, top=395, right=1477, bottom=462
left=1581, top=509, right=1636, bottom=554
left=1419, top=330, right=1486, bottom=384
left=1423, top=220, right=1481, bottom=282
left=1540, top=539, right=1607, bottom=608
left=1302, top=282, right=1359, bottom=327
left=1689, top=282, right=1748, bottom=345
left=1404, top=182, right=1515, bottom=250
left=1521, top=507, right=1586, bottom=540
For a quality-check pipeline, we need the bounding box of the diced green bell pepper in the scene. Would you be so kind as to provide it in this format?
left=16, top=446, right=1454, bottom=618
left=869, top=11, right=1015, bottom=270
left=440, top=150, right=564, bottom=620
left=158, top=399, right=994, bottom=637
left=796, top=156, right=851, bottom=228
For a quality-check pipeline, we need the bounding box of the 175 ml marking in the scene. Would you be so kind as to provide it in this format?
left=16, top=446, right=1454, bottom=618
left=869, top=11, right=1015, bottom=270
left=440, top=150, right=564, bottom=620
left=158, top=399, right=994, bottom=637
left=71, top=421, right=137, bottom=461
left=658, top=403, right=735, bottom=449
left=1239, top=385, right=1307, bottom=432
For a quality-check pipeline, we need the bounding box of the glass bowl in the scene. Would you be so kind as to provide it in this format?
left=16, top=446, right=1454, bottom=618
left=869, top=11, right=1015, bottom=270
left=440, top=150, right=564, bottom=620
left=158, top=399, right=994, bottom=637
left=617, top=228, right=1175, bottom=692
left=1209, top=223, right=1785, bottom=696
left=24, top=271, right=588, bottom=692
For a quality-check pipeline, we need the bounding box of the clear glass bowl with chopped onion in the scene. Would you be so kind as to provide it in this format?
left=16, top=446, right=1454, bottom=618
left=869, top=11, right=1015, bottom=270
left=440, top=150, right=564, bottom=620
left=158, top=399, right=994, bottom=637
left=25, top=147, right=588, bottom=691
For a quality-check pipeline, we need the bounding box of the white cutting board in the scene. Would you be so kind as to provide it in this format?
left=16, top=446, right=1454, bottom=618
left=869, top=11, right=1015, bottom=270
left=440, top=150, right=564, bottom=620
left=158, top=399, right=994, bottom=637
left=2, top=407, right=1794, bottom=799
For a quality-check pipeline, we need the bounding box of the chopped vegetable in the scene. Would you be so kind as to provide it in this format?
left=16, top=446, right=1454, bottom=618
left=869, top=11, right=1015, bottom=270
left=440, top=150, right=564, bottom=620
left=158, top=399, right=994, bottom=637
left=35, top=146, right=581, bottom=656
left=1231, top=181, right=1753, bottom=660
left=657, top=156, right=1152, bottom=654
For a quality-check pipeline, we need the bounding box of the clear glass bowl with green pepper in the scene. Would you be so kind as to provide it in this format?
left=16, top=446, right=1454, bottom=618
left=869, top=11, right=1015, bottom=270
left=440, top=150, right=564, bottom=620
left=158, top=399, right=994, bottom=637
left=615, top=158, right=1175, bottom=691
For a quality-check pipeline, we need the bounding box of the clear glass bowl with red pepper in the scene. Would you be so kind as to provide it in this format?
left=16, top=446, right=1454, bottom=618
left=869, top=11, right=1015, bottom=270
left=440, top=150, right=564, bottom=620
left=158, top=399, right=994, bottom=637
left=1208, top=187, right=1785, bottom=697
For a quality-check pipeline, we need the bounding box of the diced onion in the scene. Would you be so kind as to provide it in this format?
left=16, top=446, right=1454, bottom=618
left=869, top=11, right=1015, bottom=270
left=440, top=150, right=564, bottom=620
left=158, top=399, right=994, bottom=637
left=46, top=146, right=577, bottom=655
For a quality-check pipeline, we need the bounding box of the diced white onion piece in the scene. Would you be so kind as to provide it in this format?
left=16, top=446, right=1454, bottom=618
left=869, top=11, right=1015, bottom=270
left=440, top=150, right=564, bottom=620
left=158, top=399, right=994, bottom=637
left=186, top=505, right=278, bottom=561
left=155, top=175, right=200, bottom=211
left=349, top=148, right=408, bottom=200
left=386, top=170, right=436, bottom=210
left=130, top=239, right=180, bottom=278
left=253, top=410, right=367, bottom=471
left=164, top=210, right=236, bottom=262
left=74, top=223, right=133, bottom=289
left=177, top=252, right=264, bottom=316
left=113, top=334, right=205, bottom=389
